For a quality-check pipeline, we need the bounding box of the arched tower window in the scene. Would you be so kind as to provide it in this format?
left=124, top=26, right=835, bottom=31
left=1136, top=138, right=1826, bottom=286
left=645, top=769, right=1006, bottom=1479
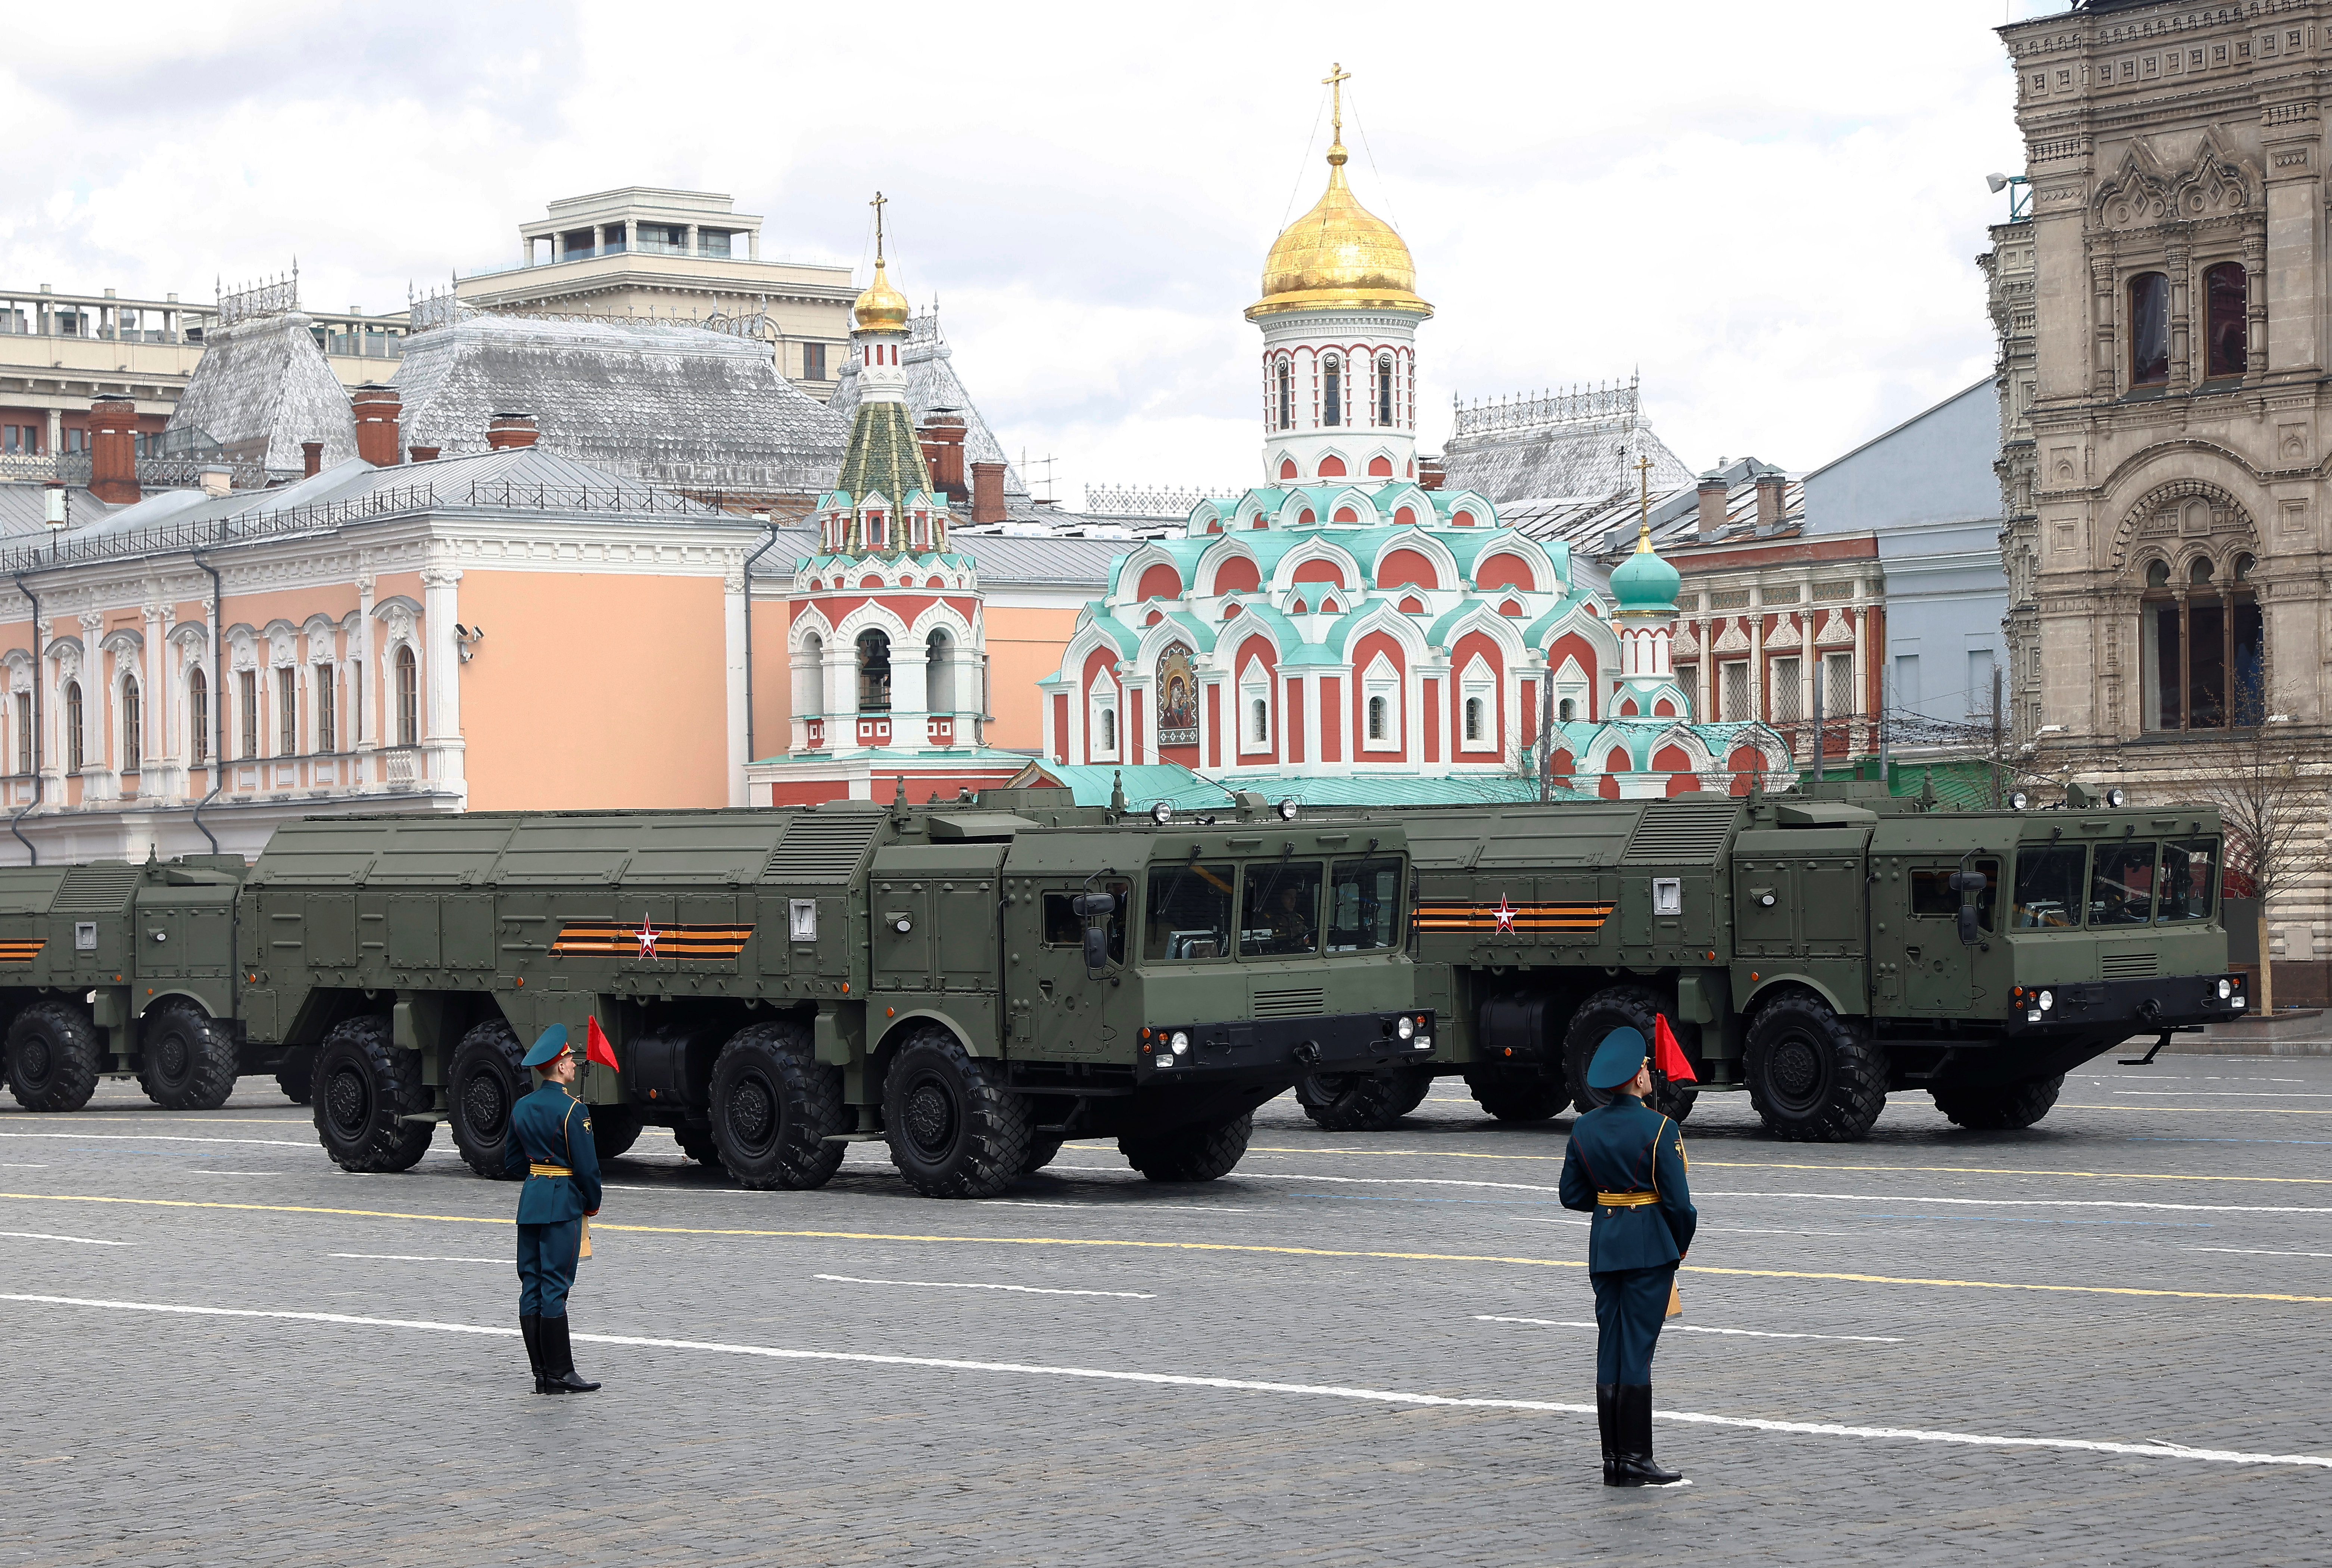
left=1464, top=696, right=1485, bottom=742
left=395, top=646, right=418, bottom=747
left=1377, top=356, right=1394, bottom=426
left=1100, top=708, right=1116, bottom=752
left=2205, top=262, right=2248, bottom=379
left=1322, top=355, right=1341, bottom=427
left=1558, top=697, right=1576, bottom=722
left=1251, top=697, right=1269, bottom=742
left=1276, top=360, right=1291, bottom=432
left=795, top=632, right=824, bottom=720
left=2129, top=272, right=2170, bottom=386
left=63, top=680, right=82, bottom=772
left=2141, top=548, right=2263, bottom=731
left=927, top=630, right=955, bottom=713
left=856, top=629, right=892, bottom=713
left=188, top=668, right=209, bottom=767
left=1367, top=694, right=1387, bottom=741
left=121, top=675, right=140, bottom=772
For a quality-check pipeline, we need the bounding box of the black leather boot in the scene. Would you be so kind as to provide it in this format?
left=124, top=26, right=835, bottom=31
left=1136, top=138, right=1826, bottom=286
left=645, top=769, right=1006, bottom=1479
left=520, top=1314, right=550, bottom=1394
left=541, top=1316, right=601, bottom=1393
left=1610, top=1384, right=1687, bottom=1487
left=1597, top=1384, right=1622, bottom=1485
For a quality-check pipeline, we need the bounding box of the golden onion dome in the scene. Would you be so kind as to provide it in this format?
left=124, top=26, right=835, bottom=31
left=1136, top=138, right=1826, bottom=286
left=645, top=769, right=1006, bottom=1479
left=1248, top=140, right=1431, bottom=321
left=852, top=257, right=910, bottom=334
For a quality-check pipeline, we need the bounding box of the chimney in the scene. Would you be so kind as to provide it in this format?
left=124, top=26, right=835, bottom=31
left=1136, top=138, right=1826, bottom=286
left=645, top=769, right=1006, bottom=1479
left=917, top=411, right=969, bottom=501
left=1418, top=456, right=1446, bottom=491
left=1696, top=471, right=1729, bottom=539
left=486, top=411, right=539, bottom=450
left=1753, top=469, right=1789, bottom=534
left=301, top=441, right=324, bottom=478
left=352, top=383, right=402, bottom=466
left=969, top=460, right=1006, bottom=525
left=199, top=466, right=232, bottom=499
left=86, top=395, right=140, bottom=506
left=410, top=446, right=440, bottom=463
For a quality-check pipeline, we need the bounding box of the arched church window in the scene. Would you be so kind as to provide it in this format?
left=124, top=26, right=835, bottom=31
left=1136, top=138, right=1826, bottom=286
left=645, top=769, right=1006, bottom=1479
left=857, top=630, right=892, bottom=713
left=1099, top=708, right=1116, bottom=752
left=188, top=668, right=208, bottom=767
left=2129, top=272, right=2170, bottom=386
left=1464, top=697, right=1484, bottom=741
left=121, top=675, right=140, bottom=772
left=1377, top=356, right=1394, bottom=426
left=1322, top=356, right=1341, bottom=428
left=2141, top=541, right=2262, bottom=732
left=1558, top=698, right=1576, bottom=722
left=927, top=630, right=955, bottom=713
left=64, top=680, right=82, bottom=772
left=796, top=633, right=823, bottom=719
left=2205, top=262, right=2247, bottom=378
left=2145, top=559, right=2171, bottom=589
left=1367, top=695, right=1387, bottom=741
left=2189, top=557, right=2214, bottom=585
left=1251, top=698, right=1269, bottom=743
left=395, top=646, right=418, bottom=746
left=1276, top=360, right=1291, bottom=432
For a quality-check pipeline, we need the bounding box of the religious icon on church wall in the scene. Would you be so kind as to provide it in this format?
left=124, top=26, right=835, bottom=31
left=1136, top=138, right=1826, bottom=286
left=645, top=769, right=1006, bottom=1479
left=1157, top=643, right=1199, bottom=745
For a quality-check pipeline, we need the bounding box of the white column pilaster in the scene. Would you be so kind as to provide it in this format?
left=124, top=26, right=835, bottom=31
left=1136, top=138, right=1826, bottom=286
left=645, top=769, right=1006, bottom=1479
left=419, top=562, right=464, bottom=798
left=724, top=566, right=748, bottom=804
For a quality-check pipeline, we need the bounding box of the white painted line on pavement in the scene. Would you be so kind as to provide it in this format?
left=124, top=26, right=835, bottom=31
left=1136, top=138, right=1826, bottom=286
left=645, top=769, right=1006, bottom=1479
left=330, top=1253, right=505, bottom=1264
left=0, top=1131, right=315, bottom=1149
left=2191, top=1247, right=2332, bottom=1260
left=0, top=1231, right=128, bottom=1246
left=1, top=1292, right=2320, bottom=1471
left=196, top=1172, right=283, bottom=1178
left=1476, top=1314, right=1903, bottom=1344
left=813, top=1273, right=1156, bottom=1299
left=2115, top=1090, right=2332, bottom=1098
left=0, top=1163, right=48, bottom=1168
left=990, top=1200, right=1253, bottom=1216
left=1701, top=1190, right=2332, bottom=1215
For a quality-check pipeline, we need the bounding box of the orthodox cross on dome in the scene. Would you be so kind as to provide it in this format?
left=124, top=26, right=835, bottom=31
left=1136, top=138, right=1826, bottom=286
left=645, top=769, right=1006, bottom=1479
left=1322, top=62, right=1350, bottom=143
left=870, top=191, right=888, bottom=265
left=1635, top=452, right=1654, bottom=546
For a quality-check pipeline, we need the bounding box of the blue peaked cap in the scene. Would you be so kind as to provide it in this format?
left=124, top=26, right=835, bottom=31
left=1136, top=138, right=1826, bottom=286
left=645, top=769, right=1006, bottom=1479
left=1586, top=1026, right=1648, bottom=1090
left=521, top=1024, right=570, bottom=1068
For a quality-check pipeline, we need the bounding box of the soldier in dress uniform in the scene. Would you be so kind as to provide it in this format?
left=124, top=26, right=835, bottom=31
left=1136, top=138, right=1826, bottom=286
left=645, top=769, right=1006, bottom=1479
left=1558, top=1025, right=1696, bottom=1487
left=504, top=1024, right=603, bottom=1395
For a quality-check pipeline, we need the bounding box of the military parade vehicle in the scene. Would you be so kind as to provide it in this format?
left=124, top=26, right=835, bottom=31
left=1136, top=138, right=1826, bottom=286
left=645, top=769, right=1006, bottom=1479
left=0, top=853, right=285, bottom=1112
left=1290, top=782, right=2242, bottom=1140
left=227, top=796, right=1425, bottom=1197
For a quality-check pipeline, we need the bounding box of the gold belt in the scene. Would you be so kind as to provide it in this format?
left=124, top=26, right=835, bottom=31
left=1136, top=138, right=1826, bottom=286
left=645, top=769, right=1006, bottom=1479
left=1596, top=1191, right=1657, bottom=1207
left=529, top=1163, right=571, bottom=1179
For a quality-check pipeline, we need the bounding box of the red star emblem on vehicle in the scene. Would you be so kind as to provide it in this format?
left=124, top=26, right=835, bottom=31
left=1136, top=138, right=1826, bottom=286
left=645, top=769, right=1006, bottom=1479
left=1494, top=894, right=1518, bottom=933
left=635, top=918, right=660, bottom=960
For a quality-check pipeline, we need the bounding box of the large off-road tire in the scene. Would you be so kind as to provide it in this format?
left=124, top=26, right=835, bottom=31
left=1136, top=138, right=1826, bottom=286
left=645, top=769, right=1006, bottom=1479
left=675, top=1124, right=722, bottom=1165
left=312, top=1016, right=434, bottom=1172
left=1463, top=1066, right=1570, bottom=1122
left=1295, top=1066, right=1432, bottom=1131
left=1562, top=986, right=1698, bottom=1121
left=275, top=1049, right=316, bottom=1105
left=1932, top=1074, right=2064, bottom=1131
left=1121, top=1111, right=1254, bottom=1183
left=136, top=998, right=239, bottom=1111
left=5, top=998, right=102, bottom=1112
left=592, top=1106, right=645, bottom=1160
left=709, top=1021, right=846, bottom=1190
left=1745, top=990, right=1886, bottom=1142
left=447, top=1020, right=527, bottom=1179
left=882, top=1026, right=1030, bottom=1199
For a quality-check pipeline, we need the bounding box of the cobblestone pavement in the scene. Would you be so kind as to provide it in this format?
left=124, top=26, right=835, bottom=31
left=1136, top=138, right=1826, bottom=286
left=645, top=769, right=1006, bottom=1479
left=3, top=1057, right=2328, bottom=1566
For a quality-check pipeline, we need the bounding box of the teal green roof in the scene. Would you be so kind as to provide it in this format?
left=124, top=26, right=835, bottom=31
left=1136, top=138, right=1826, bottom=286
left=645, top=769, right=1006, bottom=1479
left=1609, top=531, right=1682, bottom=610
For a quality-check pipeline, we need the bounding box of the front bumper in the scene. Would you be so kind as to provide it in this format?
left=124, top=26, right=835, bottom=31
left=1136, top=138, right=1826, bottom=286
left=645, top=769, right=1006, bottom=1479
left=1135, top=1010, right=1437, bottom=1086
left=2004, top=972, right=2245, bottom=1040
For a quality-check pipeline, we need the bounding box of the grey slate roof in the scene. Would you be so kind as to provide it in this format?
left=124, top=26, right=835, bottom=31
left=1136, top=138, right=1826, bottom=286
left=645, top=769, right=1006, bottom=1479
left=1439, top=409, right=1694, bottom=510
left=165, top=311, right=358, bottom=474
left=829, top=310, right=1028, bottom=499
left=0, top=483, right=113, bottom=538
left=391, top=313, right=849, bottom=495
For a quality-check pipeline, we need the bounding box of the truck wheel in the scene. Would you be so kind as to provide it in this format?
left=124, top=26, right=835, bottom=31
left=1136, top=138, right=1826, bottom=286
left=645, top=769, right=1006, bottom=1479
left=1296, top=1066, right=1431, bottom=1131
left=710, top=1021, right=846, bottom=1190
left=1562, top=987, right=1698, bottom=1121
left=675, top=1124, right=722, bottom=1165
left=275, top=1049, right=316, bottom=1105
left=882, top=1025, right=1030, bottom=1199
left=593, top=1106, right=645, bottom=1160
left=1122, top=1111, right=1253, bottom=1182
left=5, top=998, right=102, bottom=1112
left=137, top=999, right=238, bottom=1111
left=1932, top=1074, right=2064, bottom=1131
left=1020, top=1136, right=1064, bottom=1174
left=1463, top=1067, right=1570, bottom=1122
left=447, top=1021, right=527, bottom=1180
left=312, top=1016, right=434, bottom=1172
left=1745, top=991, right=1886, bottom=1142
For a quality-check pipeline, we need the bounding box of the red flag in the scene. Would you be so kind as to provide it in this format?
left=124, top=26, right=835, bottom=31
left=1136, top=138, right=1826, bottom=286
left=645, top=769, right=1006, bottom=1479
left=584, top=1017, right=620, bottom=1073
left=1653, top=1014, right=1697, bottom=1086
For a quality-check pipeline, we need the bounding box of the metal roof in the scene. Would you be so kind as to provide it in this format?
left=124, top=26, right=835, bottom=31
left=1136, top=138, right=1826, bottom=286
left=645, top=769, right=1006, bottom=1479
left=0, top=483, right=114, bottom=540
left=164, top=310, right=358, bottom=474
left=1439, top=381, right=1695, bottom=512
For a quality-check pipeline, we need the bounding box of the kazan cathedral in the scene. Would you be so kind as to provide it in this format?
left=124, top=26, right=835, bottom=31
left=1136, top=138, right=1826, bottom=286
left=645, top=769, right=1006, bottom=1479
left=1031, top=105, right=1792, bottom=806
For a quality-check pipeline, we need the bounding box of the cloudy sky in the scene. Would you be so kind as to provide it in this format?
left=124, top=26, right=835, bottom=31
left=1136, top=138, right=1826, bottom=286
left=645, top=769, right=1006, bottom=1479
left=1, top=0, right=2074, bottom=506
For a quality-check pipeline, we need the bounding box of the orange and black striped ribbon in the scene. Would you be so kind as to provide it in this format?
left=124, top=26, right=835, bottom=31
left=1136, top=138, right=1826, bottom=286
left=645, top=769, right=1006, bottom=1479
left=1411, top=901, right=1615, bottom=934
left=0, top=938, right=45, bottom=963
left=549, top=924, right=755, bottom=959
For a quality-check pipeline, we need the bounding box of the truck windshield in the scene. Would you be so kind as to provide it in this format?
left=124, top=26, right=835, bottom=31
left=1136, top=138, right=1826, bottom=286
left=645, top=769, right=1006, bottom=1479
left=2091, top=841, right=2158, bottom=927
left=1240, top=860, right=1324, bottom=956
left=1143, top=859, right=1235, bottom=961
left=2159, top=837, right=2219, bottom=922
left=2011, top=846, right=2086, bottom=928
left=1327, top=856, right=1404, bottom=950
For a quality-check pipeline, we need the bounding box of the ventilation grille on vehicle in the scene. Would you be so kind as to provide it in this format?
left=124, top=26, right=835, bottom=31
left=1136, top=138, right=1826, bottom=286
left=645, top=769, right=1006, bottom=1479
left=1251, top=986, right=1325, bottom=1019
left=1620, top=803, right=1740, bottom=865
left=766, top=812, right=883, bottom=883
left=2101, top=948, right=2159, bottom=979
left=52, top=864, right=140, bottom=912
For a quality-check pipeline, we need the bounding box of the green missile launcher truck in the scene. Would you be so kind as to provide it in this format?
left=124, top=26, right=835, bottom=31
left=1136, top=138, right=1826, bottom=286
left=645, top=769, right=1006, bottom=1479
left=0, top=854, right=275, bottom=1112
left=238, top=799, right=1425, bottom=1197
left=1293, top=784, right=2242, bottom=1140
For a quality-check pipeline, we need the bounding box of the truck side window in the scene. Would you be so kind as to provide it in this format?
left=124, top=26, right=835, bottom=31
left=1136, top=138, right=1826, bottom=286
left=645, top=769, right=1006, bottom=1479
left=1144, top=861, right=1235, bottom=961
left=2091, top=841, right=2158, bottom=927
left=1909, top=859, right=1998, bottom=928
left=2010, top=847, right=2086, bottom=928
left=1326, top=857, right=1403, bottom=950
left=2158, top=838, right=2219, bottom=923
left=1240, top=861, right=1324, bottom=957
left=1042, top=885, right=1128, bottom=962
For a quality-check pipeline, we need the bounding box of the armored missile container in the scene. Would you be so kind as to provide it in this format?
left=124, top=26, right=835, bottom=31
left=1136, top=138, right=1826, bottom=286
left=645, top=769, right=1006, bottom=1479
left=241, top=800, right=1426, bottom=1197
left=1293, top=786, right=2241, bottom=1140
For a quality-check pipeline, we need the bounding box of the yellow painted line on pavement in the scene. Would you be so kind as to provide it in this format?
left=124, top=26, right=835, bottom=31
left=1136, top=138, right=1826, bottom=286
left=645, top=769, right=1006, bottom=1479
left=1229, top=1146, right=2332, bottom=1187
left=4, top=1189, right=2331, bottom=1304
left=2056, top=1104, right=2332, bottom=1115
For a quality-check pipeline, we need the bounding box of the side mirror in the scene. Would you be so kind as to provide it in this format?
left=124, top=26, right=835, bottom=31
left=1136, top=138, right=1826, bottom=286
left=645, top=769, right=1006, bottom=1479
left=1083, top=925, right=1110, bottom=974
left=1948, top=869, right=1988, bottom=895
left=1957, top=904, right=1981, bottom=946
left=1075, top=891, right=1116, bottom=977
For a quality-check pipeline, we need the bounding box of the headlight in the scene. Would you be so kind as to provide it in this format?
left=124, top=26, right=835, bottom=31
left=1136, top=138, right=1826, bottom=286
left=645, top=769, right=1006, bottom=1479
left=1414, top=1035, right=1432, bottom=1051
left=1150, top=800, right=1172, bottom=825
left=2218, top=978, right=2232, bottom=1000
left=2038, top=989, right=2054, bottom=1011
left=2105, top=787, right=2127, bottom=808
left=1170, top=1030, right=1190, bottom=1053
left=1276, top=797, right=1299, bottom=821
left=2008, top=790, right=2030, bottom=811
left=1396, top=1015, right=1416, bottom=1040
